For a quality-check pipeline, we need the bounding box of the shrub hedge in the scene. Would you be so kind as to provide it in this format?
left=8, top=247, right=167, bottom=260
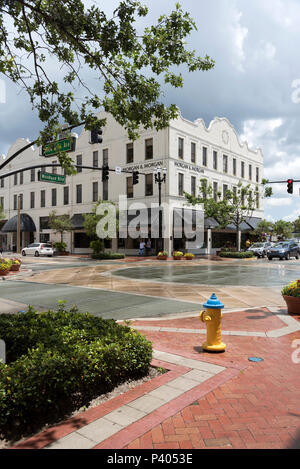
left=91, top=252, right=125, bottom=260
left=219, top=251, right=255, bottom=258
left=0, top=306, right=152, bottom=434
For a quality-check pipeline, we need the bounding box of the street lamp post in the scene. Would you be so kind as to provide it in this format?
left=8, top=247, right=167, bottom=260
left=155, top=167, right=167, bottom=253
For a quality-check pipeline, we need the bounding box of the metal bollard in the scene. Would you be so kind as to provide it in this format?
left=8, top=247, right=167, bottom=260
left=199, top=293, right=226, bottom=352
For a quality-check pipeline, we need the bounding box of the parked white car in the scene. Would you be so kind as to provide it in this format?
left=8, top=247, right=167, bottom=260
left=21, top=243, right=55, bottom=257
left=247, top=242, right=274, bottom=258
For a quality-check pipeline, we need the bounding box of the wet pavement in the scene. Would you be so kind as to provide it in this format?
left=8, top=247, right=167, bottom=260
left=113, top=262, right=300, bottom=287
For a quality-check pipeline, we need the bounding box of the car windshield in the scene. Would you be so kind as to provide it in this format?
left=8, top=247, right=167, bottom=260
left=43, top=244, right=53, bottom=248
left=275, top=243, right=288, bottom=248
left=251, top=243, right=263, bottom=248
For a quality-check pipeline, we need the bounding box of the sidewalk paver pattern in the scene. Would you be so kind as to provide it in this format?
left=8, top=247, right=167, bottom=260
left=6, top=258, right=300, bottom=449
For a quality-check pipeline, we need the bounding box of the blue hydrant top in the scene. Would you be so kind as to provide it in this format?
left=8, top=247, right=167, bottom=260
left=203, top=293, right=224, bottom=309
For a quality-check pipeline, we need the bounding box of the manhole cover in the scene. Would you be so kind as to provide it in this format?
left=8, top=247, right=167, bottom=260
left=248, top=357, right=264, bottom=362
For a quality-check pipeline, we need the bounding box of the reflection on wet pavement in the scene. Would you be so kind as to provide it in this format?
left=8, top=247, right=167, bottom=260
left=113, top=264, right=299, bottom=287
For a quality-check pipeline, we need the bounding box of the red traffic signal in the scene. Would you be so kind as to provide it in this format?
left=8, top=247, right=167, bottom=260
left=287, top=179, right=293, bottom=194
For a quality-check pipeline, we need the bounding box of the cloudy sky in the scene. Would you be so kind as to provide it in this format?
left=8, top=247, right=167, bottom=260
left=0, top=0, right=300, bottom=222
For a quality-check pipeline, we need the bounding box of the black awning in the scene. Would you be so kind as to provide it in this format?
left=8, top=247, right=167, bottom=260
left=71, top=213, right=86, bottom=229
left=2, top=214, right=36, bottom=232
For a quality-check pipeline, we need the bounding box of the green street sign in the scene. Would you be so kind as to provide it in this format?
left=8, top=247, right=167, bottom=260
left=38, top=171, right=66, bottom=184
left=42, top=137, right=76, bottom=157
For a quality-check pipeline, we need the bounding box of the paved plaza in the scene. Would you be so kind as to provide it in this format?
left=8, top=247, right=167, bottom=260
left=2, top=256, right=300, bottom=449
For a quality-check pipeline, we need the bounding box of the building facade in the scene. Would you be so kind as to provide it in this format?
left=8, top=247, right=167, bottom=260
left=0, top=111, right=264, bottom=255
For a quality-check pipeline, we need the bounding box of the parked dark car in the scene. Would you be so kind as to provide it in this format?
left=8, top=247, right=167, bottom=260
left=267, top=242, right=300, bottom=260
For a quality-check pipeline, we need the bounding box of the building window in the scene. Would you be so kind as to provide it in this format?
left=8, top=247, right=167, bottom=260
left=19, top=194, right=23, bottom=210
left=20, top=172, right=24, bottom=185
left=213, top=182, right=218, bottom=201
left=213, top=151, right=218, bottom=170
left=103, top=148, right=108, bottom=166
left=241, top=161, right=245, bottom=178
left=145, top=138, right=153, bottom=160
left=30, top=192, right=35, bottom=209
left=178, top=137, right=184, bottom=159
left=64, top=186, right=69, bottom=205
left=93, top=151, right=99, bottom=167
left=249, top=165, right=252, bottom=180
left=223, top=184, right=228, bottom=199
left=92, top=181, right=98, bottom=202
left=145, top=173, right=153, bottom=196
left=202, top=147, right=207, bottom=166
left=127, top=176, right=133, bottom=198
left=256, top=192, right=260, bottom=209
left=223, top=155, right=228, bottom=173
left=13, top=194, right=17, bottom=210
left=76, top=184, right=82, bottom=204
left=0, top=197, right=4, bottom=209
left=52, top=161, right=57, bottom=174
left=191, top=176, right=196, bottom=197
left=41, top=190, right=46, bottom=207
left=256, top=167, right=260, bottom=183
left=233, top=158, right=236, bottom=176
left=76, top=154, right=82, bottom=173
left=31, top=168, right=35, bottom=182
left=0, top=178, right=4, bottom=188
left=191, top=142, right=196, bottom=163
left=14, top=173, right=17, bottom=185
left=40, top=217, right=50, bottom=230
left=51, top=188, right=57, bottom=207
left=178, top=173, right=184, bottom=196
left=126, top=143, right=134, bottom=164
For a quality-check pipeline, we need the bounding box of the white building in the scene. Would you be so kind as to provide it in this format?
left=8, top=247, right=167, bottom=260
left=0, top=111, right=264, bottom=255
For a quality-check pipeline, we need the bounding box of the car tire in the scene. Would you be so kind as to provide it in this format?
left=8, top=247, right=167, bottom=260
left=21, top=250, right=26, bottom=256
left=34, top=251, right=39, bottom=257
left=296, top=254, right=299, bottom=260
left=285, top=253, right=290, bottom=260
left=268, top=257, right=272, bottom=261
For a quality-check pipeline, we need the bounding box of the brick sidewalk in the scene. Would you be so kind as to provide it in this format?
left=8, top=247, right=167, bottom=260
left=12, top=307, right=300, bottom=450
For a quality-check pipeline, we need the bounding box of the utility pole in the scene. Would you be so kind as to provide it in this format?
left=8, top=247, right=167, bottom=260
left=17, top=195, right=21, bottom=254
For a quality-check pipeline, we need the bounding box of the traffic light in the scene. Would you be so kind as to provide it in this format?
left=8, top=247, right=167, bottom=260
left=90, top=127, right=103, bottom=144
left=132, top=170, right=139, bottom=185
left=287, top=179, right=293, bottom=194
left=102, top=165, right=109, bottom=181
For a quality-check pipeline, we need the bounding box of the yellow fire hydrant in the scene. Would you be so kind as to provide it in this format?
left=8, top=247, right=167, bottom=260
left=200, top=293, right=226, bottom=352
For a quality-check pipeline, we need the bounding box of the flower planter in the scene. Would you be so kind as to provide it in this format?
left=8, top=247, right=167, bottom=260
left=157, top=256, right=168, bottom=260
left=282, top=295, right=300, bottom=315
left=173, top=256, right=182, bottom=260
left=58, top=251, right=70, bottom=256
left=10, top=264, right=20, bottom=272
left=0, top=270, right=8, bottom=276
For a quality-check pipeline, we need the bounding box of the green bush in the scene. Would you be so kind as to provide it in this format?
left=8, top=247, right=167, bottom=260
left=53, top=241, right=67, bottom=252
left=0, top=306, right=152, bottom=435
left=219, top=251, right=255, bottom=258
left=91, top=252, right=125, bottom=260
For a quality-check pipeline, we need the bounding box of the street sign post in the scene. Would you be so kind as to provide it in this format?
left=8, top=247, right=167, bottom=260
left=42, top=137, right=76, bottom=157
left=38, top=171, right=66, bottom=184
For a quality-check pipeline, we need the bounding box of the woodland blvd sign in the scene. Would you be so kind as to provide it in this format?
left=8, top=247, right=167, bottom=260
left=38, top=171, right=66, bottom=184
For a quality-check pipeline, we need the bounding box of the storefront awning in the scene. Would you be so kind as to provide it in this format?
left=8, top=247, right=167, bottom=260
left=2, top=214, right=36, bottom=232
left=71, top=213, right=86, bottom=229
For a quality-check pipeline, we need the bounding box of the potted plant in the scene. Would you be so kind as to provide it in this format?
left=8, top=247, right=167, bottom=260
left=184, top=253, right=195, bottom=260
left=173, top=251, right=183, bottom=260
left=10, top=258, right=21, bottom=272
left=157, top=251, right=168, bottom=260
left=0, top=258, right=12, bottom=276
left=281, top=280, right=300, bottom=315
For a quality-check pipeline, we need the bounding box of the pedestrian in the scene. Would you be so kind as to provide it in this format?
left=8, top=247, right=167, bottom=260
left=145, top=238, right=152, bottom=256
left=246, top=239, right=251, bottom=249
left=139, top=239, right=145, bottom=256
